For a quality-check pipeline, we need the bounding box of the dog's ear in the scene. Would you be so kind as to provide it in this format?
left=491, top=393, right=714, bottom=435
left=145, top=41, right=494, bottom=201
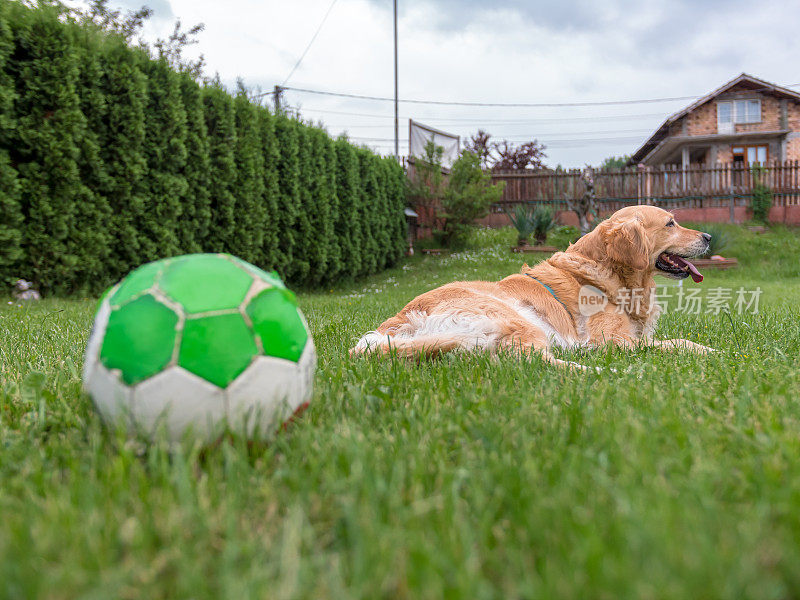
left=604, top=219, right=650, bottom=270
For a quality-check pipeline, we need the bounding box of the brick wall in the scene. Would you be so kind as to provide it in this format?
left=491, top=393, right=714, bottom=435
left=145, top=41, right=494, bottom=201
left=786, top=136, right=800, bottom=160
left=682, top=89, right=791, bottom=137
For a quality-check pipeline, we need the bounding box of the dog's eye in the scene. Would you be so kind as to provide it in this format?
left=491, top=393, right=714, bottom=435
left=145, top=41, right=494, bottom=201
left=666, top=220, right=675, bottom=227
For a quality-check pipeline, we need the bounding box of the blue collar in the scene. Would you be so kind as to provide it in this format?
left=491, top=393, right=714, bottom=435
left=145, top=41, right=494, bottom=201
left=524, top=273, right=572, bottom=317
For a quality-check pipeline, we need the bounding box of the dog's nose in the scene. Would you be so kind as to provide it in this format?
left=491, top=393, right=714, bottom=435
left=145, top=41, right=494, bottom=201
left=701, top=232, right=712, bottom=242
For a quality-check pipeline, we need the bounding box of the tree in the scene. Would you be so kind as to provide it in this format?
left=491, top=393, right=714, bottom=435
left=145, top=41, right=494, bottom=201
left=357, top=147, right=380, bottom=276
left=71, top=22, right=113, bottom=292
left=202, top=83, right=237, bottom=253
left=291, top=125, right=314, bottom=283
left=72, top=0, right=205, bottom=79
left=9, top=4, right=94, bottom=293
left=465, top=130, right=546, bottom=171
left=230, top=88, right=266, bottom=265
left=333, top=138, right=363, bottom=279
left=96, top=38, right=148, bottom=279
left=599, top=155, right=630, bottom=169
left=491, top=140, right=547, bottom=171
left=408, top=140, right=446, bottom=232
left=0, top=1, right=22, bottom=283
left=464, top=129, right=492, bottom=169
left=272, top=115, right=300, bottom=279
left=438, top=151, right=505, bottom=247
left=256, top=107, right=281, bottom=270
left=139, top=58, right=188, bottom=261
left=178, top=71, right=212, bottom=253
left=383, top=157, right=408, bottom=266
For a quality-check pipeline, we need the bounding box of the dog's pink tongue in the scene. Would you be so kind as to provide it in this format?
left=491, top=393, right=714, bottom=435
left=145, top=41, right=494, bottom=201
left=672, top=255, right=703, bottom=283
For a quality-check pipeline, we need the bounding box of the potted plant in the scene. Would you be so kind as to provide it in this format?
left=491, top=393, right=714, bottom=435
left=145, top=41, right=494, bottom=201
left=692, top=224, right=738, bottom=270
left=506, top=204, right=536, bottom=247
left=530, top=205, right=556, bottom=245
left=506, top=204, right=558, bottom=253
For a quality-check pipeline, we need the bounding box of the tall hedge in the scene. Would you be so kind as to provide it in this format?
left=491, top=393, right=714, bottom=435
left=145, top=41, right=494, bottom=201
left=271, top=116, right=298, bottom=279
left=97, top=39, right=148, bottom=281
left=8, top=4, right=93, bottom=294
left=178, top=73, right=212, bottom=254
left=140, top=59, right=188, bottom=262
left=72, top=26, right=112, bottom=291
left=0, top=0, right=407, bottom=293
left=202, top=84, right=237, bottom=254
left=0, top=1, right=22, bottom=279
left=334, top=139, right=363, bottom=280
left=256, top=106, right=280, bottom=271
left=230, top=91, right=266, bottom=266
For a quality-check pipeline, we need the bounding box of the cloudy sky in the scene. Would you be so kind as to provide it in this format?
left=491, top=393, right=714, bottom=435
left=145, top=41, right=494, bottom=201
left=111, top=0, right=800, bottom=166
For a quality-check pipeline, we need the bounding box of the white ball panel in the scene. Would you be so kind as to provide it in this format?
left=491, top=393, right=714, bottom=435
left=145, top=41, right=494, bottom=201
left=132, top=366, right=226, bottom=442
left=86, top=363, right=132, bottom=427
left=297, top=338, right=317, bottom=405
left=227, top=356, right=303, bottom=438
left=82, top=295, right=112, bottom=386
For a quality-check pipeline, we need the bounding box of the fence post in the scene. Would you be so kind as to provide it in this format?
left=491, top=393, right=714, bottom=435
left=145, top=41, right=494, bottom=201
left=729, top=163, right=735, bottom=224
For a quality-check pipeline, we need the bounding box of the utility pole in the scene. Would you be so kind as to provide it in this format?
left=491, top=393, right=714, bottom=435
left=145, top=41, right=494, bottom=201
left=393, top=0, right=399, bottom=160
left=273, top=85, right=284, bottom=113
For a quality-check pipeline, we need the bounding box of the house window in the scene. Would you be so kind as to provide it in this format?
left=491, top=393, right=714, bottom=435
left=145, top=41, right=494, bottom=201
left=718, top=99, right=761, bottom=125
left=732, top=144, right=768, bottom=165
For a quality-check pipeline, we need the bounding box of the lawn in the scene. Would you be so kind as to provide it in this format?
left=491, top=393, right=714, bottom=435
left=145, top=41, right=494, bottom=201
left=2, top=225, right=800, bottom=599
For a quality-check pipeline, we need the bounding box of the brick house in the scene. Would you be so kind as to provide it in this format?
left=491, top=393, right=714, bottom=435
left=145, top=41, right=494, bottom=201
left=629, top=73, right=800, bottom=168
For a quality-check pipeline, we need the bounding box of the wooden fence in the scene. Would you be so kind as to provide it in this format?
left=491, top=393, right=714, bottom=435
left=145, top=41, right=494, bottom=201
left=490, top=161, right=800, bottom=214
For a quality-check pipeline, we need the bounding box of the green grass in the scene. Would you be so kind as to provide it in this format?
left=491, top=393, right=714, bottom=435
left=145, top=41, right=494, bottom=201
left=2, top=225, right=800, bottom=599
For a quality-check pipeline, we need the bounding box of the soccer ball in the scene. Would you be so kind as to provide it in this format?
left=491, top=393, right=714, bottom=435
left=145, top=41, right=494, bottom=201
left=82, top=254, right=316, bottom=442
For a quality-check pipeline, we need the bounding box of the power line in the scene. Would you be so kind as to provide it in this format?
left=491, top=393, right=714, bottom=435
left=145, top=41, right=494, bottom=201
left=287, top=105, right=669, bottom=123
left=345, top=128, right=653, bottom=140
left=281, top=0, right=339, bottom=87
left=282, top=82, right=800, bottom=108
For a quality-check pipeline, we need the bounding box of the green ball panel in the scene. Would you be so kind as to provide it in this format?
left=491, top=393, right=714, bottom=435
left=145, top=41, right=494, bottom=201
left=246, top=288, right=308, bottom=362
left=160, top=254, right=253, bottom=314
left=110, top=260, right=165, bottom=307
left=229, top=256, right=286, bottom=290
left=100, top=294, right=179, bottom=384
left=178, top=313, right=257, bottom=388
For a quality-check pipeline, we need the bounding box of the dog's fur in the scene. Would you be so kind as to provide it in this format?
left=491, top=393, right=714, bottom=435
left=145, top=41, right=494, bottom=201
left=351, top=206, right=714, bottom=370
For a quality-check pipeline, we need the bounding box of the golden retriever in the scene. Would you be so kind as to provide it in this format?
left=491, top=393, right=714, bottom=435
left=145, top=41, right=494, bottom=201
left=351, top=205, right=714, bottom=370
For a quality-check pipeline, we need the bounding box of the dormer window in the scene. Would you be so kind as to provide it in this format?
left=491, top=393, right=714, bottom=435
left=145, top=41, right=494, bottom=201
left=717, top=99, right=761, bottom=126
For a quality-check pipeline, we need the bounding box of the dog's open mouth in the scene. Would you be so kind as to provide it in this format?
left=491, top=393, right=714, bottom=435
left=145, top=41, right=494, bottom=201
left=655, top=252, right=703, bottom=282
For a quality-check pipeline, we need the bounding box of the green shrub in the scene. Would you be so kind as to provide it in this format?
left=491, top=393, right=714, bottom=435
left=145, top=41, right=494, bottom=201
left=547, top=225, right=581, bottom=250
left=438, top=151, right=505, bottom=248
left=751, top=185, right=772, bottom=224
left=751, top=165, right=773, bottom=224
left=506, top=204, right=555, bottom=245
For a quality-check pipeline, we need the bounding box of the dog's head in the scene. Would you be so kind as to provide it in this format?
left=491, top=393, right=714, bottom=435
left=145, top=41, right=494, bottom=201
left=14, top=279, right=33, bottom=291
left=573, top=206, right=710, bottom=281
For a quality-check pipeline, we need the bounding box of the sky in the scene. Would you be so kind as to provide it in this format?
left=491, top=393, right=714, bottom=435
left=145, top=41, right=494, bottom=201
left=108, top=0, right=800, bottom=167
